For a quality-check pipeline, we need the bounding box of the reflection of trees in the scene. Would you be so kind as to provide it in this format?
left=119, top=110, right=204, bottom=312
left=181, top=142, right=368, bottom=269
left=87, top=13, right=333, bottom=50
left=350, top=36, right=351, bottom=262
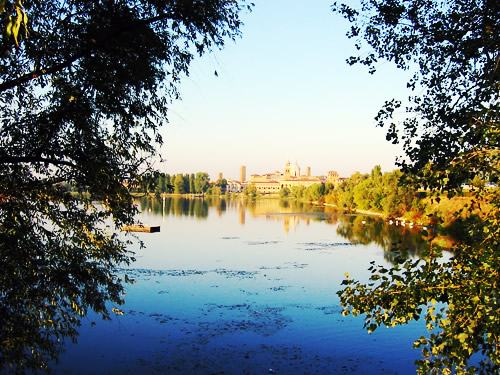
left=193, top=199, right=209, bottom=218
left=137, top=197, right=209, bottom=219
left=336, top=215, right=430, bottom=263
left=138, top=197, right=330, bottom=222
left=245, top=198, right=322, bottom=217
left=137, top=198, right=430, bottom=264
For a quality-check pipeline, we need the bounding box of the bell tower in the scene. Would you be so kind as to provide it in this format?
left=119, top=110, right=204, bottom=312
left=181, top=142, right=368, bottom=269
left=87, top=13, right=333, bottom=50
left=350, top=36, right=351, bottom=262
left=284, top=160, right=291, bottom=177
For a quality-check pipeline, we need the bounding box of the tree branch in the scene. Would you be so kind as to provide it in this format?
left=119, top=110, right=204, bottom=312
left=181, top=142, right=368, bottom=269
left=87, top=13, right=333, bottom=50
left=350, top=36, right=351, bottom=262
left=0, top=12, right=176, bottom=93
left=0, top=156, right=77, bottom=168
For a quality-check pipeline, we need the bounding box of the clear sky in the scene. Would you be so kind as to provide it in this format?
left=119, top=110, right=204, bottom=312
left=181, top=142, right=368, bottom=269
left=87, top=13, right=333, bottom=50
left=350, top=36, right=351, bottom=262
left=159, top=0, right=413, bottom=181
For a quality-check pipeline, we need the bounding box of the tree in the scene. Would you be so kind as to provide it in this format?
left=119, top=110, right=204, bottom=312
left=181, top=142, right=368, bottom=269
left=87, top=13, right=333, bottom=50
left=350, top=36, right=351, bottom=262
left=0, top=0, right=251, bottom=372
left=209, top=185, right=222, bottom=196
left=242, top=183, right=257, bottom=198
left=216, top=178, right=227, bottom=189
left=333, top=1, right=499, bottom=373
left=156, top=173, right=166, bottom=194
left=279, top=187, right=291, bottom=198
left=164, top=173, right=173, bottom=193
left=302, top=183, right=325, bottom=202
left=194, top=172, right=210, bottom=194
left=290, top=185, right=305, bottom=199
left=334, top=172, right=368, bottom=211
left=183, top=173, right=190, bottom=193
left=380, top=169, right=414, bottom=218
left=170, top=174, right=177, bottom=191
left=173, top=173, right=185, bottom=194
left=189, top=173, right=196, bottom=194
left=352, top=178, right=374, bottom=210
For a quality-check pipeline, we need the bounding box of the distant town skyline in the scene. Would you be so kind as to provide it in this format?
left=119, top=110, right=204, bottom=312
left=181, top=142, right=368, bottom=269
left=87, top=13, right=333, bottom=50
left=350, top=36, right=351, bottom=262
left=159, top=158, right=384, bottom=183
left=158, top=0, right=411, bottom=181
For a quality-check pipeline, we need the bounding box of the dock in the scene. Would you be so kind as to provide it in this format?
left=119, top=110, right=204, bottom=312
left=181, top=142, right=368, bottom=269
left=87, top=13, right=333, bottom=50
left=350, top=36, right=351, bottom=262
left=122, top=225, right=160, bottom=233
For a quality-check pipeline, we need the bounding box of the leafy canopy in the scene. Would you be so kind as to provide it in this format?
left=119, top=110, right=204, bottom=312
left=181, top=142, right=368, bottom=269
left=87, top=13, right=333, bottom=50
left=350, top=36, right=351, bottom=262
left=333, top=0, right=499, bottom=373
left=0, top=0, right=251, bottom=372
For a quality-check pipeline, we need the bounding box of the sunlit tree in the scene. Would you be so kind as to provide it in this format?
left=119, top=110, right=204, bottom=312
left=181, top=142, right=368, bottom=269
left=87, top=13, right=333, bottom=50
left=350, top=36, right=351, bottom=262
left=194, top=172, right=209, bottom=193
left=174, top=173, right=185, bottom=194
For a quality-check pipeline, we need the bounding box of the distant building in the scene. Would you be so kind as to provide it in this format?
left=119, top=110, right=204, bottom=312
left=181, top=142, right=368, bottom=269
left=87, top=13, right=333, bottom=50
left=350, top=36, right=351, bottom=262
left=327, top=170, right=340, bottom=185
left=247, top=160, right=329, bottom=194
left=226, top=179, right=244, bottom=193
left=284, top=160, right=301, bottom=177
left=240, top=166, right=246, bottom=184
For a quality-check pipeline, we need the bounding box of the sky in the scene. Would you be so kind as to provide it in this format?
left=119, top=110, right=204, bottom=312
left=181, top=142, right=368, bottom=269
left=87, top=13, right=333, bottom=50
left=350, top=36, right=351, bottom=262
left=158, top=0, right=414, bottom=181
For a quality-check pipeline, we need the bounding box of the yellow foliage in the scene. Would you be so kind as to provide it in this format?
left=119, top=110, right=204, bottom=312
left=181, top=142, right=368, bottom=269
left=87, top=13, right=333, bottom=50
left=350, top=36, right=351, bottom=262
left=3, top=0, right=28, bottom=47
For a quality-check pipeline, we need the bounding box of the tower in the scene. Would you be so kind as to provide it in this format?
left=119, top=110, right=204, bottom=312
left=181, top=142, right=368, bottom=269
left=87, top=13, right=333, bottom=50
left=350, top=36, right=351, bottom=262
left=240, top=166, right=246, bottom=183
left=284, top=160, right=291, bottom=177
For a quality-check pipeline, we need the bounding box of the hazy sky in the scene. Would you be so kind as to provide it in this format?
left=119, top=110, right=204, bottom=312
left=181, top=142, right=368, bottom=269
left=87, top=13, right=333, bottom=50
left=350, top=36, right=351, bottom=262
left=159, top=0, right=413, bottom=181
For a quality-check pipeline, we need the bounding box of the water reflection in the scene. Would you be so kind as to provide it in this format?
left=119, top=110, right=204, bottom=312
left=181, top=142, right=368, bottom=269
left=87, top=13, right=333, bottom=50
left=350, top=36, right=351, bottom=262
left=137, top=196, right=321, bottom=221
left=138, top=197, right=429, bottom=262
left=49, top=196, right=431, bottom=375
left=336, top=215, right=429, bottom=262
left=138, top=196, right=210, bottom=218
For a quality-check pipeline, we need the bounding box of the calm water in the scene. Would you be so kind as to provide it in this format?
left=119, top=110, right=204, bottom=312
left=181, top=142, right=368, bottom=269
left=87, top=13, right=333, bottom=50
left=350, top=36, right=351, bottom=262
left=51, top=197, right=432, bottom=374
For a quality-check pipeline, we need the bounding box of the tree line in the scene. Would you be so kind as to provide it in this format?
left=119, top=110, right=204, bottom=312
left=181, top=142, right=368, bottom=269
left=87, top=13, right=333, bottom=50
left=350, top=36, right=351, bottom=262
left=278, top=166, right=410, bottom=218
left=278, top=165, right=494, bottom=237
left=133, top=172, right=230, bottom=196
left=147, top=172, right=210, bottom=194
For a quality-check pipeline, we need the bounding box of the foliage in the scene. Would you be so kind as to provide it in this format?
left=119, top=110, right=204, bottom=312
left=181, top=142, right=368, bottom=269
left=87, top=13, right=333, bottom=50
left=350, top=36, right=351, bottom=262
left=334, top=0, right=499, bottom=191
left=302, top=183, right=326, bottom=202
left=139, top=196, right=209, bottom=219
left=290, top=185, right=305, bottom=199
left=242, top=183, right=258, bottom=198
left=194, top=172, right=210, bottom=194
left=336, top=215, right=429, bottom=260
left=279, top=187, right=291, bottom=198
left=173, top=173, right=185, bottom=194
left=0, top=0, right=250, bottom=372
left=281, top=183, right=334, bottom=203
left=333, top=0, right=499, bottom=373
left=135, top=172, right=211, bottom=195
left=328, top=167, right=414, bottom=218
left=189, top=173, right=196, bottom=194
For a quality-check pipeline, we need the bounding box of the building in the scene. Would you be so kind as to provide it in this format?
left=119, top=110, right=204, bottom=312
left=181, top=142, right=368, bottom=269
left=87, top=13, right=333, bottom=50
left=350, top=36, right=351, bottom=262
left=247, top=160, right=330, bottom=194
left=327, top=170, right=340, bottom=185
left=240, top=166, right=246, bottom=184
left=226, top=179, right=244, bottom=193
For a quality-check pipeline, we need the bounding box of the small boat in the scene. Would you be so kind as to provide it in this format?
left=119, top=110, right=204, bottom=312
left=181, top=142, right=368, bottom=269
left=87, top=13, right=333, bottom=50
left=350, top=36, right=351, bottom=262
left=122, top=225, right=160, bottom=233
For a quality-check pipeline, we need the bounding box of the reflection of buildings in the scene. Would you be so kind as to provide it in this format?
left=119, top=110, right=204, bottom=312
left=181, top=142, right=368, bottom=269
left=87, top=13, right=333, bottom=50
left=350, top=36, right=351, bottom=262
left=282, top=215, right=301, bottom=234
left=236, top=198, right=315, bottom=234
left=239, top=206, right=245, bottom=225
left=226, top=161, right=340, bottom=194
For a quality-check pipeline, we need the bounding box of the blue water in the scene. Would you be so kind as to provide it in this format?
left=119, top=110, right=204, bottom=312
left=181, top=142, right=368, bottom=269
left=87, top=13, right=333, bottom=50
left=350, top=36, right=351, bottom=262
left=50, top=198, right=429, bottom=374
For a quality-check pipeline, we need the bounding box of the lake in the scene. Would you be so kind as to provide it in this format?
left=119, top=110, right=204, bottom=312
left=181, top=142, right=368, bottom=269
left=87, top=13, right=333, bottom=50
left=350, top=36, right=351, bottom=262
left=51, top=197, right=432, bottom=374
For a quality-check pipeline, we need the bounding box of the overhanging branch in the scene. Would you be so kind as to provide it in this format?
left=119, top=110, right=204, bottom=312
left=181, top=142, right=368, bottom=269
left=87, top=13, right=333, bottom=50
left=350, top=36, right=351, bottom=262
left=0, top=12, right=175, bottom=93
left=0, top=155, right=77, bottom=168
